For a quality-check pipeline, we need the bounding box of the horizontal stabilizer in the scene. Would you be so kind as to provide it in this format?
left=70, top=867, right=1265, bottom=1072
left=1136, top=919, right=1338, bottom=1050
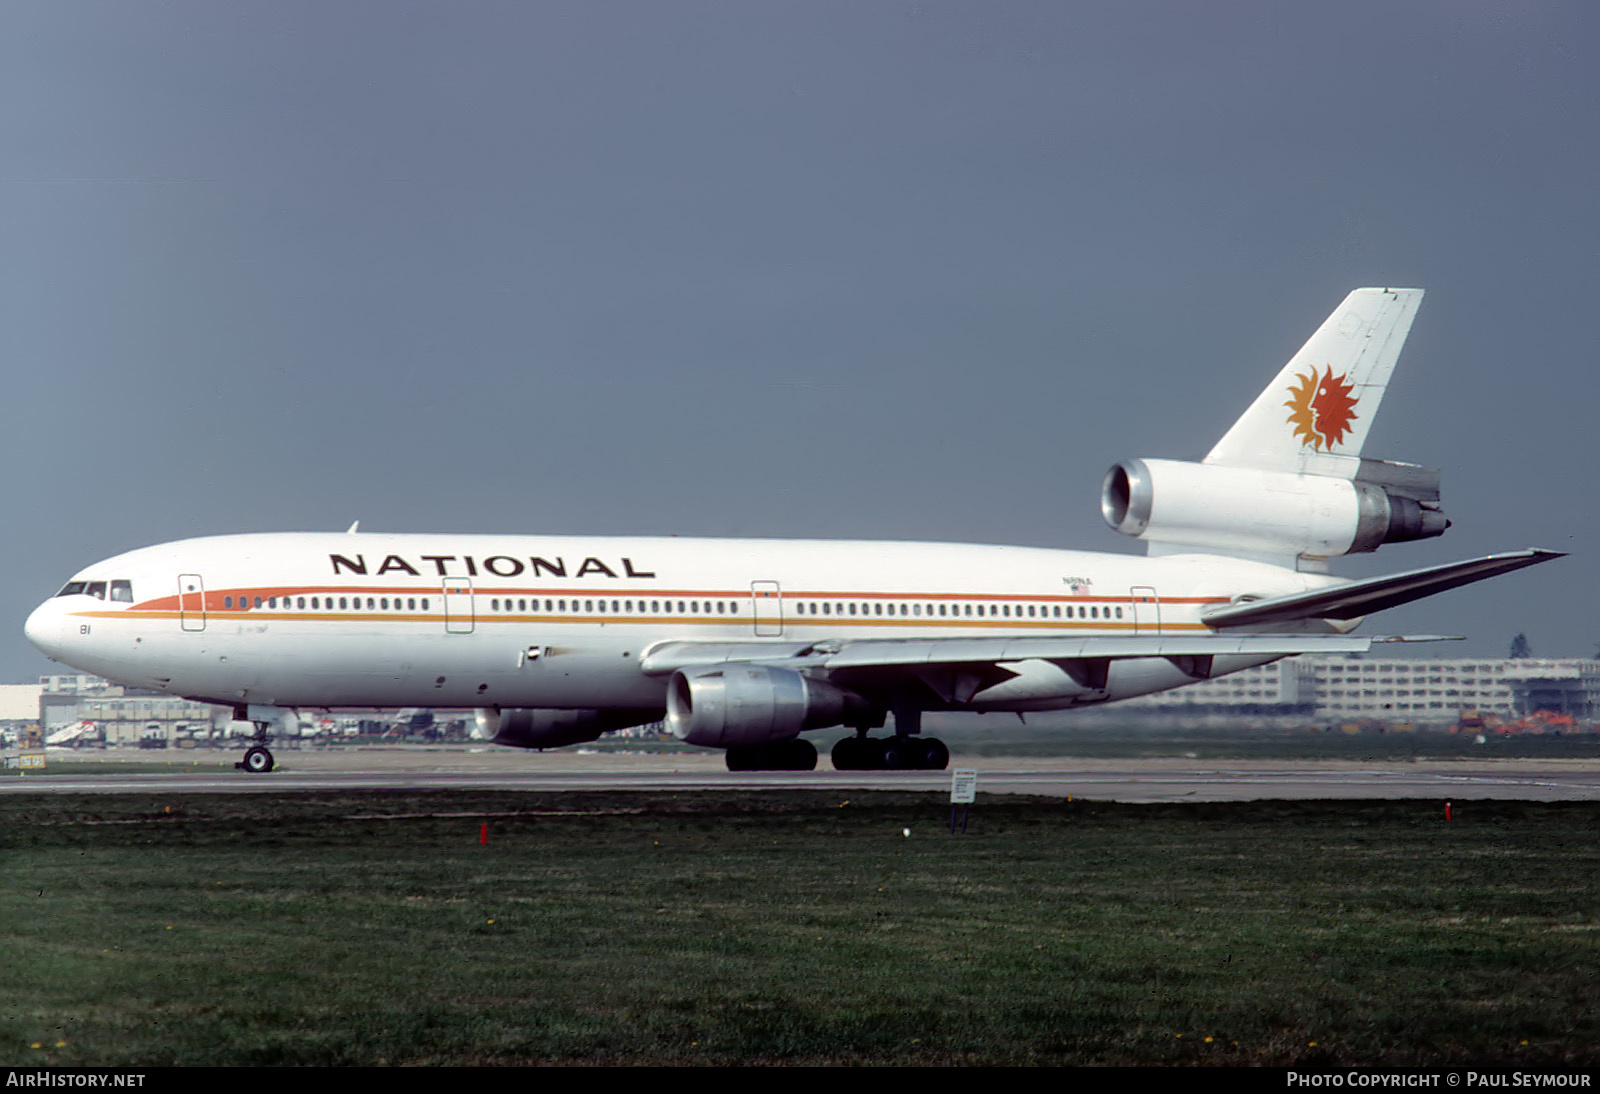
left=1201, top=549, right=1564, bottom=629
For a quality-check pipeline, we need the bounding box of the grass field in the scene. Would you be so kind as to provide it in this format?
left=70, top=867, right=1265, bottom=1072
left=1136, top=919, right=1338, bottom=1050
left=4, top=791, right=1598, bottom=1066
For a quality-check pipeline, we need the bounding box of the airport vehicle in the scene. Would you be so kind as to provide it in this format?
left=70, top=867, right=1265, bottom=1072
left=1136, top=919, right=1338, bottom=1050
left=23, top=289, right=1560, bottom=773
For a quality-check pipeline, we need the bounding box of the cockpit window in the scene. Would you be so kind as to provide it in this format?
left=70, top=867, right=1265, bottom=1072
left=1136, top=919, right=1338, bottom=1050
left=85, top=582, right=107, bottom=600
left=56, top=582, right=86, bottom=597
left=110, top=580, right=133, bottom=603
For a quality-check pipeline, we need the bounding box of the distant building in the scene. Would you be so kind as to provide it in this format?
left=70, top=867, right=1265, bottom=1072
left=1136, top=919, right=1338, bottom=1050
left=0, top=684, right=44, bottom=724
left=1124, top=657, right=1600, bottom=721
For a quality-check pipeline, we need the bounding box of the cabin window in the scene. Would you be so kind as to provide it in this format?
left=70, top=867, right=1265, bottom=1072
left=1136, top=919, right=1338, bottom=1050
left=254, top=597, right=263, bottom=609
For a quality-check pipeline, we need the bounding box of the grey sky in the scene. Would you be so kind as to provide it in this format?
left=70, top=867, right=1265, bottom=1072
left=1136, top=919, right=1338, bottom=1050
left=4, top=1, right=1597, bottom=680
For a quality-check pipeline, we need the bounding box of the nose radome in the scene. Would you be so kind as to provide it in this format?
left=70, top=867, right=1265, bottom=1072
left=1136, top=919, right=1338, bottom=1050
left=24, top=600, right=66, bottom=660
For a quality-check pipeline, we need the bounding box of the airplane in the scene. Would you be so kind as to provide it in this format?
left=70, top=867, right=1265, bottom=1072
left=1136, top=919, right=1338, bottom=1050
left=24, top=288, right=1561, bottom=774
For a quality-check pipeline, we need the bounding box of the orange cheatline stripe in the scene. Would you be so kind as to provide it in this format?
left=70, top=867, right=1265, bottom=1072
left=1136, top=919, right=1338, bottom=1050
left=124, top=586, right=1231, bottom=613
left=72, top=608, right=1215, bottom=632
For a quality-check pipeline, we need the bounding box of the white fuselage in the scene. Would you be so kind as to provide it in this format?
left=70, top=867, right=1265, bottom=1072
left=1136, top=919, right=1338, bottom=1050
left=24, top=532, right=1339, bottom=714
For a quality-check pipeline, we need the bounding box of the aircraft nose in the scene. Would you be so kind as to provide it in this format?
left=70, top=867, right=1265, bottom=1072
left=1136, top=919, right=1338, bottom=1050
left=24, top=599, right=68, bottom=661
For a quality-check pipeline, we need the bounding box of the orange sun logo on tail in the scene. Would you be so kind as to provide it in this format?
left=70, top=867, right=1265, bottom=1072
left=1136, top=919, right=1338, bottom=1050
left=1284, top=365, right=1359, bottom=451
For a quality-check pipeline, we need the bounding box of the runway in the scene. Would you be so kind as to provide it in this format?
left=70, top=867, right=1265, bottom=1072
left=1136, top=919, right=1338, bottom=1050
left=5, top=746, right=1600, bottom=801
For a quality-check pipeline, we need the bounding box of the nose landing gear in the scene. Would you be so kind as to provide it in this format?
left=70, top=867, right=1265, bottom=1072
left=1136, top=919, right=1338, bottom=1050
left=233, top=705, right=280, bottom=774
left=240, top=745, right=275, bottom=773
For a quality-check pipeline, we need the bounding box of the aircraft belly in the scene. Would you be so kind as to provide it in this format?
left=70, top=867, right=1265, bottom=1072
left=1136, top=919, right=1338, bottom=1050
left=238, top=627, right=664, bottom=710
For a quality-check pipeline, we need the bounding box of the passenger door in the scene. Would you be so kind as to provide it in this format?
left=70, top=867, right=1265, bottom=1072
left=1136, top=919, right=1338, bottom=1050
left=178, top=574, right=206, bottom=632
left=751, top=581, right=783, bottom=637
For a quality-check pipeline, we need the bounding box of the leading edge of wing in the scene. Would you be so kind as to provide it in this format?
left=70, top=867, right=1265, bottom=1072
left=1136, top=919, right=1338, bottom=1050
left=1200, top=549, right=1566, bottom=630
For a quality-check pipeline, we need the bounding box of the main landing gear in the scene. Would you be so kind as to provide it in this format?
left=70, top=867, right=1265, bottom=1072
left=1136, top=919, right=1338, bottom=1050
left=724, top=739, right=818, bottom=772
left=830, top=735, right=950, bottom=771
left=830, top=704, right=949, bottom=771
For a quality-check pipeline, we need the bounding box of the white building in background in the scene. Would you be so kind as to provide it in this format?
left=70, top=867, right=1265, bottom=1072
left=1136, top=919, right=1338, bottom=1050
left=1125, top=657, right=1600, bottom=721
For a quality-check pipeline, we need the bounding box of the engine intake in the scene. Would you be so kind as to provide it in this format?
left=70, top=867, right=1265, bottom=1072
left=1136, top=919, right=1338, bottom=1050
left=666, top=664, right=867, bottom=748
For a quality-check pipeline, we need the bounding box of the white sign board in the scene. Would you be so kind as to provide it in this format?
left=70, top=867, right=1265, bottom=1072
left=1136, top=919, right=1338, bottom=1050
left=950, top=769, right=978, bottom=803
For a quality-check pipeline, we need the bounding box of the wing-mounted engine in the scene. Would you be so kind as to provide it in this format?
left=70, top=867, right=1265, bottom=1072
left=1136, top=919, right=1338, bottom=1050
left=478, top=707, right=663, bottom=749
left=666, top=664, right=869, bottom=748
left=1101, top=457, right=1448, bottom=562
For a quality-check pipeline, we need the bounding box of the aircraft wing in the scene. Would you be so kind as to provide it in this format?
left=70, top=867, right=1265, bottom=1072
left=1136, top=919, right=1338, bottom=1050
left=639, top=632, right=1382, bottom=678
left=1201, top=549, right=1564, bottom=629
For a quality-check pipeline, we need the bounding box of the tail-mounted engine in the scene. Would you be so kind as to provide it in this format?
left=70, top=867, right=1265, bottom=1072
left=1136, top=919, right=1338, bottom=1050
left=667, top=664, right=869, bottom=748
left=1102, top=457, right=1448, bottom=560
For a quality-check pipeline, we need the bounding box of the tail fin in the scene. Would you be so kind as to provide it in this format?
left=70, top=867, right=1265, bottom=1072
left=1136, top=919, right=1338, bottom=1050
left=1205, top=288, right=1424, bottom=477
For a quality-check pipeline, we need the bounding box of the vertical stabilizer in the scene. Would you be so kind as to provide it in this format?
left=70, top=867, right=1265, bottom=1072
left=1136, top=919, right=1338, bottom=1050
left=1204, top=288, right=1424, bottom=478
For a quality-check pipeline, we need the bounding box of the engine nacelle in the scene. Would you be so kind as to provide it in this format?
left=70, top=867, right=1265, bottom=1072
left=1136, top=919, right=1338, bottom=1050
left=1102, top=458, right=1447, bottom=559
left=478, top=707, right=663, bottom=749
left=666, top=664, right=867, bottom=748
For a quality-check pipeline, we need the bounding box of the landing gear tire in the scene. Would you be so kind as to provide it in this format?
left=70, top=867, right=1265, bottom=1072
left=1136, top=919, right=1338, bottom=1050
left=879, top=738, right=913, bottom=770
left=831, top=736, right=870, bottom=771
left=725, top=739, right=817, bottom=772
left=240, top=746, right=275, bottom=774
left=833, top=736, right=948, bottom=770
left=783, top=739, right=818, bottom=771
